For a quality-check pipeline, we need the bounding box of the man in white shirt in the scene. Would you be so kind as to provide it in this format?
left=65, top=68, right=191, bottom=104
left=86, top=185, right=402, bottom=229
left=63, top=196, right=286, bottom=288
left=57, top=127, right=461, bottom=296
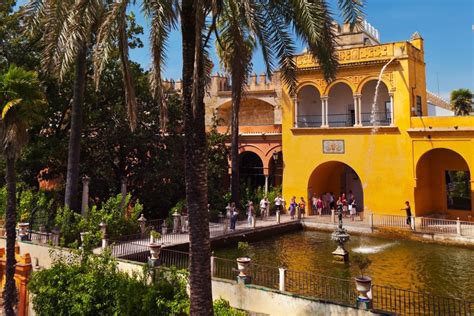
left=274, top=195, right=283, bottom=212
left=260, top=196, right=269, bottom=219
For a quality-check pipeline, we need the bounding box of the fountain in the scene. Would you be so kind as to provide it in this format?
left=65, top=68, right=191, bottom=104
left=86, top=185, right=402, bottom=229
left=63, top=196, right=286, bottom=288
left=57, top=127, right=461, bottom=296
left=369, top=57, right=395, bottom=132
left=331, top=204, right=350, bottom=262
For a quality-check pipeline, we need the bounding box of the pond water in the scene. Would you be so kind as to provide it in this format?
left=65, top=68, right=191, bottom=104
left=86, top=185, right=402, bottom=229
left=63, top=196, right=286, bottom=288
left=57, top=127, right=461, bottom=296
left=214, top=230, right=474, bottom=301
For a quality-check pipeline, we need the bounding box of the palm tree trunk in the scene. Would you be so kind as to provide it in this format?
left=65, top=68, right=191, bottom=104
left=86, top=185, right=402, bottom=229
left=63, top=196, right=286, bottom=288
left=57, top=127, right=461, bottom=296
left=4, top=156, right=17, bottom=316
left=181, top=1, right=213, bottom=314
left=64, top=42, right=87, bottom=211
left=230, top=72, right=242, bottom=206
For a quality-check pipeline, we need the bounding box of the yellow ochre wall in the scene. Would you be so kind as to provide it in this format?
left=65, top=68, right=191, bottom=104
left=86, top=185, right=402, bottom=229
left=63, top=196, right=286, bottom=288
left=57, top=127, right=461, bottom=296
left=280, top=38, right=474, bottom=220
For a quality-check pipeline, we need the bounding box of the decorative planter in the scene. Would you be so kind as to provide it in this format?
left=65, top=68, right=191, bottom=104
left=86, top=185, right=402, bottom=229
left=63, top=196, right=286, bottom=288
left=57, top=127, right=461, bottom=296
left=18, top=222, right=29, bottom=241
left=355, top=276, right=372, bottom=299
left=236, top=257, right=251, bottom=276
left=149, top=243, right=161, bottom=260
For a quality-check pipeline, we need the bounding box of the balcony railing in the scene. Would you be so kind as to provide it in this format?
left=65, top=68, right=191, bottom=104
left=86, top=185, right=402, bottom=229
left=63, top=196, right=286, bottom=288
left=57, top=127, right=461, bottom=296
left=296, top=112, right=392, bottom=128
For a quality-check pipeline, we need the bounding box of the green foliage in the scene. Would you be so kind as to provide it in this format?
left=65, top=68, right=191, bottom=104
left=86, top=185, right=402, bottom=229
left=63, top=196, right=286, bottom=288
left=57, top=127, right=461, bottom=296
left=150, top=230, right=161, bottom=240
left=239, top=186, right=282, bottom=217
left=207, top=116, right=230, bottom=218
left=55, top=193, right=142, bottom=248
left=352, top=254, right=372, bottom=277
left=28, top=251, right=190, bottom=316
left=237, top=241, right=249, bottom=253
left=213, top=298, right=247, bottom=316
left=451, top=88, right=473, bottom=116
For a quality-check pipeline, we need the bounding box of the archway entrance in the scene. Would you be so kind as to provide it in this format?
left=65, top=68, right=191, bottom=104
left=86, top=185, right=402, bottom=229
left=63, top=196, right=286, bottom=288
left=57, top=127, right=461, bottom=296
left=415, top=148, right=472, bottom=217
left=308, top=161, right=364, bottom=213
left=239, top=152, right=265, bottom=190
left=269, top=151, right=283, bottom=188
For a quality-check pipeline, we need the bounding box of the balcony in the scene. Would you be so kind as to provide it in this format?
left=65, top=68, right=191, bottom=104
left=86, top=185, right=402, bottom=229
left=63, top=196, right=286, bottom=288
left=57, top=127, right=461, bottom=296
left=297, top=112, right=392, bottom=128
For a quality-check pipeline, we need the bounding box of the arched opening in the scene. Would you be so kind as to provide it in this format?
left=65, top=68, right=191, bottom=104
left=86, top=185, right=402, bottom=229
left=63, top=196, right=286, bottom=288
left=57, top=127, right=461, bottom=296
left=239, top=151, right=265, bottom=191
left=328, top=82, right=354, bottom=127
left=360, top=80, right=391, bottom=126
left=307, top=161, right=364, bottom=214
left=269, top=151, right=283, bottom=188
left=297, top=85, right=322, bottom=127
left=415, top=148, right=472, bottom=217
left=217, top=99, right=274, bottom=126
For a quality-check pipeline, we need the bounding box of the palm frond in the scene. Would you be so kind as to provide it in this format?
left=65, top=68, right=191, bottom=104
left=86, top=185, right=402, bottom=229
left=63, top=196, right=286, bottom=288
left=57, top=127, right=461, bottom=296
left=337, top=0, right=364, bottom=26
left=2, top=99, right=23, bottom=120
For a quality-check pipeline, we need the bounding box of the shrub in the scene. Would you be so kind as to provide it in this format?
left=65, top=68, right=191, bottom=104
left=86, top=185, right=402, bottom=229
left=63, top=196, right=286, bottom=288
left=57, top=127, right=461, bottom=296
left=28, top=251, right=190, bottom=316
left=213, top=298, right=247, bottom=316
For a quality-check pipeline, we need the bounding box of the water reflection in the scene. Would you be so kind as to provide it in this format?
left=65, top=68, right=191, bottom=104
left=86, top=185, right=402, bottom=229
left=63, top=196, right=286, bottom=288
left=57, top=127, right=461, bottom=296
left=214, top=231, right=474, bottom=301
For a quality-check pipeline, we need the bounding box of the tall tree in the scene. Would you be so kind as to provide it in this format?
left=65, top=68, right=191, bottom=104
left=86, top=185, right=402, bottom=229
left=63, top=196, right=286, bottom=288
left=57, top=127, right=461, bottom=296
left=216, top=3, right=256, bottom=206
left=213, top=0, right=364, bottom=205
left=23, top=0, right=103, bottom=210
left=181, top=0, right=214, bottom=313
left=451, top=88, right=473, bottom=116
left=0, top=65, right=45, bottom=316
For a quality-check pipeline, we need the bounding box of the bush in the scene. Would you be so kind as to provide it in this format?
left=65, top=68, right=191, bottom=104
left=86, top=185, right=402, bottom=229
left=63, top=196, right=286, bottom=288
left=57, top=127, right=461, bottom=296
left=29, top=251, right=190, bottom=316
left=213, top=298, right=247, bottom=316
left=55, top=193, right=143, bottom=248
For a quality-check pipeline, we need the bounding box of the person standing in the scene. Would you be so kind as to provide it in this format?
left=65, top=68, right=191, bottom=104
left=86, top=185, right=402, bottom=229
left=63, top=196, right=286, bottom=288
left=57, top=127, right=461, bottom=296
left=299, top=197, right=306, bottom=218
left=289, top=196, right=297, bottom=220
left=260, top=196, right=268, bottom=220
left=311, top=193, right=317, bottom=216
left=329, top=192, right=335, bottom=211
left=350, top=198, right=357, bottom=221
left=341, top=193, right=348, bottom=217
left=274, top=195, right=283, bottom=213
left=402, top=201, right=412, bottom=228
left=316, top=196, right=324, bottom=216
left=247, top=201, right=255, bottom=227
left=230, top=202, right=238, bottom=231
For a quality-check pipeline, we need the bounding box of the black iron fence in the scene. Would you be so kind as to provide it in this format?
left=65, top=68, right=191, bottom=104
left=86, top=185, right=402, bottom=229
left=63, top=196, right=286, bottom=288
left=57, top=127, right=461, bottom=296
left=372, top=285, right=474, bottom=316
left=151, top=249, right=474, bottom=315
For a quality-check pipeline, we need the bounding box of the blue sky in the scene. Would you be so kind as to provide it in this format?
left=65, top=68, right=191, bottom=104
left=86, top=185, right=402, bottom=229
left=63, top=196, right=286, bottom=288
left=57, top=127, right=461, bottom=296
left=15, top=0, right=474, bottom=99
left=129, top=0, right=474, bottom=100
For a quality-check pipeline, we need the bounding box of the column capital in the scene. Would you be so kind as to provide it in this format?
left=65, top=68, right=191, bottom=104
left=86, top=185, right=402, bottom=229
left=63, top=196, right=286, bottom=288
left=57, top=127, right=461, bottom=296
left=320, top=95, right=329, bottom=100
left=353, top=93, right=362, bottom=98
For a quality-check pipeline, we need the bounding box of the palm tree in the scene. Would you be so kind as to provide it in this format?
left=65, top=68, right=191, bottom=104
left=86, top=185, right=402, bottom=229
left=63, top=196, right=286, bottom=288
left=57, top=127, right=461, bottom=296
left=451, top=89, right=473, bottom=116
left=216, top=3, right=256, bottom=206
left=23, top=0, right=103, bottom=211
left=0, top=65, right=45, bottom=316
left=180, top=0, right=363, bottom=314
left=213, top=0, right=363, bottom=205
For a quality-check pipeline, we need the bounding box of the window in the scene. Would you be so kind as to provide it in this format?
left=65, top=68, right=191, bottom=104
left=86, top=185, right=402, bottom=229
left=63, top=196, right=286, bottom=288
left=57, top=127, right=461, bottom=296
left=445, top=171, right=471, bottom=210
left=416, top=96, right=423, bottom=116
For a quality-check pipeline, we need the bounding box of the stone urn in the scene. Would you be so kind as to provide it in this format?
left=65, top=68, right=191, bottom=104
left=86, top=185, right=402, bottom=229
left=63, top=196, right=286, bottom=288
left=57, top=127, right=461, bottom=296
left=236, top=257, right=251, bottom=276
left=18, top=222, right=29, bottom=235
left=149, top=243, right=161, bottom=260
left=355, top=276, right=372, bottom=299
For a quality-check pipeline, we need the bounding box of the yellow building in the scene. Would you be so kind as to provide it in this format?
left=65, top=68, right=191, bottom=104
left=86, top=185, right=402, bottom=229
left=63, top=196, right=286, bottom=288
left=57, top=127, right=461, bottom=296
left=281, top=23, right=474, bottom=220
left=205, top=21, right=474, bottom=220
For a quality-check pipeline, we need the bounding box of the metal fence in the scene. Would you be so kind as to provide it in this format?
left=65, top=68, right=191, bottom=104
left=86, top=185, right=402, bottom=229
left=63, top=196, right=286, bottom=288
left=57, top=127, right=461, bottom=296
left=153, top=249, right=474, bottom=315
left=285, top=269, right=357, bottom=306
left=372, top=285, right=474, bottom=316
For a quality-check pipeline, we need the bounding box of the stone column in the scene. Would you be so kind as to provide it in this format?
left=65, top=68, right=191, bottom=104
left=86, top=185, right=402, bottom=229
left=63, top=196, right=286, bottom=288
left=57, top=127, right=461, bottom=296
left=99, top=222, right=108, bottom=249
left=81, top=175, right=90, bottom=217
left=120, top=177, right=127, bottom=209
left=321, top=96, right=329, bottom=127
left=138, top=214, right=147, bottom=236
left=294, top=95, right=298, bottom=127
left=279, top=268, right=286, bottom=292
left=264, top=175, right=269, bottom=195
left=389, top=93, right=395, bottom=126
left=353, top=94, right=362, bottom=126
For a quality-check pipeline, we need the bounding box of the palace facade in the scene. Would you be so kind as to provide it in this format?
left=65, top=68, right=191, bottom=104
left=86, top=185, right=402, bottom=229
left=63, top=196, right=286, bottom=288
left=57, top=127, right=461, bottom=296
left=202, top=21, right=474, bottom=220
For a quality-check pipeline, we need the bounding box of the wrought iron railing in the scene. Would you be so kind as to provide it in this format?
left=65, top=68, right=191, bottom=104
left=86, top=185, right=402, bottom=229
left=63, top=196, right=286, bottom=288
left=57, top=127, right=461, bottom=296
left=296, top=112, right=392, bottom=128
left=154, top=249, right=474, bottom=315
left=372, top=284, right=474, bottom=315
